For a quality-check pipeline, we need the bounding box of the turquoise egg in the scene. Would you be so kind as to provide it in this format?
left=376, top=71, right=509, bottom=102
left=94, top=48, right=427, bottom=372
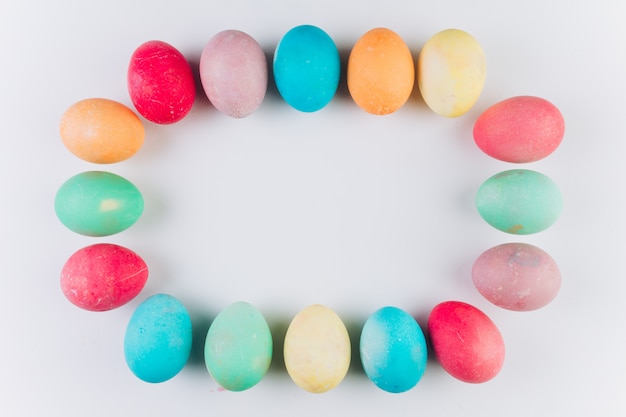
left=124, top=294, right=192, bottom=383
left=204, top=302, right=273, bottom=391
left=476, top=169, right=563, bottom=234
left=360, top=306, right=427, bottom=393
left=54, top=171, right=143, bottom=236
left=273, top=25, right=340, bottom=112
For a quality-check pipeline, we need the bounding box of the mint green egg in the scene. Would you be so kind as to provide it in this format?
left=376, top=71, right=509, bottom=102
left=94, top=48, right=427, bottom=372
left=476, top=169, right=562, bottom=234
left=55, top=171, right=144, bottom=236
left=204, top=302, right=273, bottom=391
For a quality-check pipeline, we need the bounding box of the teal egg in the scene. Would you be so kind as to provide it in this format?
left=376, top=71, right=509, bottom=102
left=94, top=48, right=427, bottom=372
left=273, top=25, right=340, bottom=112
left=476, top=169, right=563, bottom=234
left=360, top=306, right=427, bottom=393
left=124, top=294, right=192, bottom=383
left=54, top=171, right=143, bottom=236
left=204, top=302, right=273, bottom=391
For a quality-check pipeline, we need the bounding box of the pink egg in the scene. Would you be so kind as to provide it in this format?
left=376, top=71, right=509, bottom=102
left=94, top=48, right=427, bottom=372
left=428, top=301, right=505, bottom=383
left=128, top=40, right=195, bottom=124
left=473, top=96, right=565, bottom=163
left=60, top=243, right=148, bottom=311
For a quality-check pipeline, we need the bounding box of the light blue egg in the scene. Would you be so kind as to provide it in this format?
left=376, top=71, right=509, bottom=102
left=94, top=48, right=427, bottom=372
left=273, top=25, right=340, bottom=112
left=360, top=306, right=427, bottom=393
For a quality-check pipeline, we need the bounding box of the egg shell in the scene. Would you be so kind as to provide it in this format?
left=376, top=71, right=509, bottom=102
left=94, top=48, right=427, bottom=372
left=283, top=304, right=351, bottom=393
left=200, top=30, right=267, bottom=118
left=475, top=169, right=563, bottom=235
left=128, top=40, right=195, bottom=124
left=473, top=96, right=565, bottom=163
left=360, top=306, right=427, bottom=393
left=427, top=301, right=505, bottom=383
left=417, top=29, right=486, bottom=117
left=124, top=294, right=192, bottom=383
left=60, top=98, right=144, bottom=164
left=347, top=28, right=414, bottom=115
left=204, top=302, right=273, bottom=391
left=273, top=25, right=340, bottom=112
left=60, top=243, right=148, bottom=311
left=472, top=242, right=561, bottom=311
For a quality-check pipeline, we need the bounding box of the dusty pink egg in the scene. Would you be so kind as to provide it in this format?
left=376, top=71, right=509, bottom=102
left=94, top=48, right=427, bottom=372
left=428, top=301, right=505, bottom=383
left=472, top=243, right=561, bottom=311
left=199, top=30, right=267, bottom=118
left=61, top=243, right=148, bottom=311
left=473, top=96, right=565, bottom=163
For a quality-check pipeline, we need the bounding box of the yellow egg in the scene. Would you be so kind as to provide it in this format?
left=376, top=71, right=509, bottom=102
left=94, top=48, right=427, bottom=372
left=417, top=29, right=486, bottom=117
left=283, top=304, right=351, bottom=393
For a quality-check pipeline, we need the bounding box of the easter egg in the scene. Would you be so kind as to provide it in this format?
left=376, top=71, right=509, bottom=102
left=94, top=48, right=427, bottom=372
left=473, top=96, right=565, bottom=163
left=128, top=40, right=195, bottom=124
left=60, top=98, right=144, bottom=164
left=54, top=171, right=144, bottom=237
left=284, top=304, right=351, bottom=393
left=200, top=30, right=267, bottom=118
left=472, top=243, right=561, bottom=311
left=204, top=302, right=273, bottom=391
left=418, top=29, right=486, bottom=117
left=428, top=301, right=505, bottom=383
left=360, top=306, right=427, bottom=393
left=273, top=25, right=340, bottom=112
left=475, top=169, right=563, bottom=234
left=60, top=243, right=148, bottom=311
left=347, top=28, right=414, bottom=115
left=124, top=294, right=192, bottom=383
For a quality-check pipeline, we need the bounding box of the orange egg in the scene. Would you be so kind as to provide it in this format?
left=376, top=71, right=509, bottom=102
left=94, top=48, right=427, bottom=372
left=60, top=98, right=144, bottom=164
left=347, top=28, right=415, bottom=115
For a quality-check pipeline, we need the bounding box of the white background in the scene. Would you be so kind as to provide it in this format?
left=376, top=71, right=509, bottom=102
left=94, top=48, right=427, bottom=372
left=1, top=1, right=625, bottom=416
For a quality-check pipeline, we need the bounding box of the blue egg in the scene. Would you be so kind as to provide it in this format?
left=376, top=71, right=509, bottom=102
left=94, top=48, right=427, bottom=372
left=124, top=294, right=192, bottom=383
left=273, top=25, right=340, bottom=112
left=360, top=306, right=427, bottom=393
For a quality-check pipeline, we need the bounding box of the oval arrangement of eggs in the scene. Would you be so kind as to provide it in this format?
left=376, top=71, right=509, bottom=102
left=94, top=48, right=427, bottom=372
left=55, top=25, right=565, bottom=391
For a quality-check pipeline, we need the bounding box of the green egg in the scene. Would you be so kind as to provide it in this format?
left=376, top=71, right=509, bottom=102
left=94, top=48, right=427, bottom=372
left=475, top=169, right=562, bottom=234
left=54, top=171, right=144, bottom=236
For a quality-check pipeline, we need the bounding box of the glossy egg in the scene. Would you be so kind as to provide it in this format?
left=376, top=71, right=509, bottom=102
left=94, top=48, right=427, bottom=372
left=347, top=28, right=414, bottom=115
left=360, top=306, right=427, bottom=393
left=204, top=302, right=273, bottom=391
left=418, top=29, right=486, bottom=117
left=200, top=30, right=267, bottom=118
left=60, top=243, right=148, bottom=311
left=428, top=301, right=505, bottom=383
left=283, top=304, right=351, bottom=393
left=128, top=40, right=195, bottom=124
left=273, top=25, right=340, bottom=112
left=54, top=171, right=144, bottom=236
left=60, top=98, right=144, bottom=164
left=475, top=169, right=563, bottom=234
left=124, top=294, right=193, bottom=383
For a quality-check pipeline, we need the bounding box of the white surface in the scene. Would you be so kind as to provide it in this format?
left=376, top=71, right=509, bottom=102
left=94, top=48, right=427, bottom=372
left=2, top=1, right=625, bottom=416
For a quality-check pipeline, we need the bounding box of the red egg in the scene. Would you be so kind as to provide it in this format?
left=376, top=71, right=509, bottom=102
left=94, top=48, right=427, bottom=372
left=128, top=40, right=195, bottom=124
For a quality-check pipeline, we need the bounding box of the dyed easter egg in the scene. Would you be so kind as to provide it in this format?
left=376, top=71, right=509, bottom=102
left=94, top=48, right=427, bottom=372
left=360, top=306, right=427, bottom=393
left=128, top=40, right=195, bottom=124
left=60, top=98, right=144, bottom=164
left=347, top=28, right=414, bottom=115
left=200, top=30, right=267, bottom=118
left=54, top=171, right=144, bottom=237
left=418, top=29, right=486, bottom=117
left=60, top=243, right=148, bottom=311
left=273, top=25, right=340, bottom=112
left=428, top=301, right=505, bottom=383
left=475, top=169, right=562, bottom=235
left=472, top=243, right=561, bottom=311
left=204, top=302, right=273, bottom=391
left=473, top=96, right=565, bottom=163
left=124, top=294, right=192, bottom=383
left=284, top=304, right=351, bottom=393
